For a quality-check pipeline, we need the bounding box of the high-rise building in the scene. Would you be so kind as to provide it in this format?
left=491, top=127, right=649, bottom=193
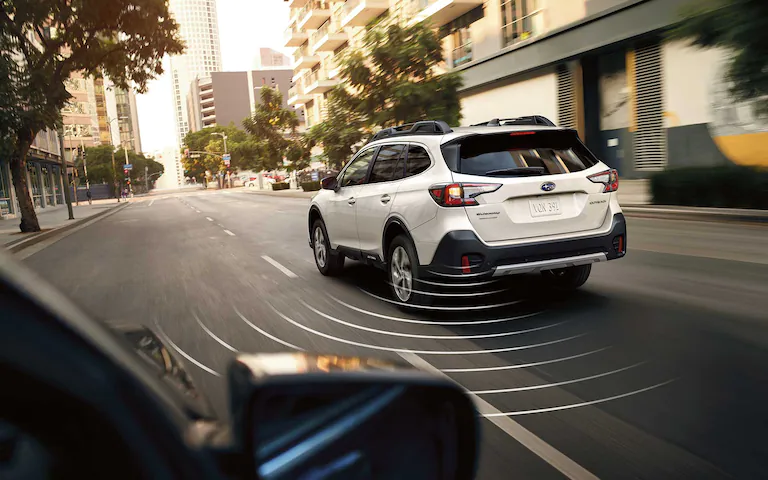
left=168, top=0, right=223, bottom=146
left=187, top=69, right=302, bottom=133
left=103, top=79, right=142, bottom=153
left=253, top=48, right=292, bottom=70
left=285, top=0, right=766, bottom=175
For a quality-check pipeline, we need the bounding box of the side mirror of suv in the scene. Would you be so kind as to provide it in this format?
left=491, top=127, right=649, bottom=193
left=321, top=176, right=338, bottom=190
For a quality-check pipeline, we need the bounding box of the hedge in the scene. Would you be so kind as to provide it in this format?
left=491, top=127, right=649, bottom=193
left=651, top=166, right=768, bottom=209
left=301, top=181, right=321, bottom=192
left=271, top=182, right=290, bottom=191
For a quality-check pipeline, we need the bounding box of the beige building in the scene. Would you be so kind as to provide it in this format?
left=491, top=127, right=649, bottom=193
left=284, top=0, right=765, bottom=177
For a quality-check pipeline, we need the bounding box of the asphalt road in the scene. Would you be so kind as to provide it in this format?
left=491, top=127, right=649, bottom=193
left=23, top=189, right=768, bottom=479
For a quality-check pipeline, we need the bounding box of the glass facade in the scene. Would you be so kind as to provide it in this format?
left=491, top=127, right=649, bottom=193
left=41, top=165, right=54, bottom=206
left=27, top=162, right=42, bottom=208
left=52, top=166, right=63, bottom=205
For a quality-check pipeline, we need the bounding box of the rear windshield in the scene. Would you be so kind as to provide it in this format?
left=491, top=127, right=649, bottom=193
left=442, top=130, right=599, bottom=176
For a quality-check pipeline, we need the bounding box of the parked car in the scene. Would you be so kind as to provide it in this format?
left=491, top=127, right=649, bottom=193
left=307, top=117, right=626, bottom=306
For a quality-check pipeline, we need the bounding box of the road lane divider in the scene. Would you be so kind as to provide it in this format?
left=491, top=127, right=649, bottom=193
left=206, top=217, right=214, bottom=222
left=223, top=229, right=236, bottom=236
left=262, top=255, right=298, bottom=278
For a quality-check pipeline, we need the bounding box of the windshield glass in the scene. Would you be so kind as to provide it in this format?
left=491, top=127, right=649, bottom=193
left=444, top=130, right=599, bottom=176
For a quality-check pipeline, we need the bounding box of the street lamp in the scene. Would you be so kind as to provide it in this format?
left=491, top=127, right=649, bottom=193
left=107, top=116, right=131, bottom=198
left=211, top=132, right=230, bottom=188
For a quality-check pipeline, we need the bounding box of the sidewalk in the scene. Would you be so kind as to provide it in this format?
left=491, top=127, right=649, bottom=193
left=1, top=199, right=128, bottom=249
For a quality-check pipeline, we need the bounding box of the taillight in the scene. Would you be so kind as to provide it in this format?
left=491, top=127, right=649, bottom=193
left=587, top=169, right=619, bottom=193
left=428, top=183, right=502, bottom=207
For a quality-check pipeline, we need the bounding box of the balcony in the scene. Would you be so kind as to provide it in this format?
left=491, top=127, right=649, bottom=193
left=296, top=1, right=332, bottom=30
left=201, top=104, right=215, bottom=114
left=502, top=8, right=546, bottom=47
left=284, top=26, right=309, bottom=47
left=340, top=0, right=389, bottom=28
left=293, top=45, right=322, bottom=70
left=407, top=0, right=483, bottom=28
left=451, top=42, right=472, bottom=67
left=287, top=84, right=314, bottom=106
left=322, top=56, right=341, bottom=79
left=310, top=19, right=348, bottom=52
left=286, top=0, right=310, bottom=7
left=304, top=69, right=340, bottom=94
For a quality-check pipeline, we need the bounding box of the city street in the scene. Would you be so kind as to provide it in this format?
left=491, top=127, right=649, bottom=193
left=23, top=188, right=768, bottom=479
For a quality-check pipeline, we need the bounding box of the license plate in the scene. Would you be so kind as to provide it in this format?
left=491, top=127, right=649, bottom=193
left=529, top=197, right=561, bottom=217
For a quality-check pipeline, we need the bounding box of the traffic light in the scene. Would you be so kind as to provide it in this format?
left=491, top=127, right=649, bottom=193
left=124, top=168, right=129, bottom=176
left=82, top=148, right=87, bottom=161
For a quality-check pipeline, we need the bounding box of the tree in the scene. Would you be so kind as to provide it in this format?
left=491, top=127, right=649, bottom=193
left=181, top=124, right=252, bottom=182
left=334, top=19, right=463, bottom=128
left=672, top=0, right=768, bottom=114
left=306, top=95, right=365, bottom=170
left=0, top=0, right=184, bottom=231
left=78, top=146, right=163, bottom=193
left=242, top=87, right=300, bottom=172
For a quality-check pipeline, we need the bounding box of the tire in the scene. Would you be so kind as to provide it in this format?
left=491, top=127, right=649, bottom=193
left=541, top=264, right=591, bottom=290
left=312, top=219, right=344, bottom=276
left=387, top=234, right=431, bottom=307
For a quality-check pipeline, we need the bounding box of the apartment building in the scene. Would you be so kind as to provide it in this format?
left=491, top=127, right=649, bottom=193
left=187, top=69, right=301, bottom=133
left=284, top=0, right=768, bottom=176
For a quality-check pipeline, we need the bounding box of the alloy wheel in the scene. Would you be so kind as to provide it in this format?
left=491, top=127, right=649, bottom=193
left=391, top=246, right=413, bottom=302
left=314, top=227, right=327, bottom=268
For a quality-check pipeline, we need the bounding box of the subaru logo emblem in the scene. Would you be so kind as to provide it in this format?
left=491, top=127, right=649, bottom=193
left=541, top=182, right=556, bottom=192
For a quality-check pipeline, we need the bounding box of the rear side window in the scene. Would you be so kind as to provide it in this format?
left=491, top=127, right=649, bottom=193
left=443, top=130, right=599, bottom=177
left=405, top=145, right=431, bottom=177
left=340, top=148, right=375, bottom=187
left=369, top=144, right=406, bottom=183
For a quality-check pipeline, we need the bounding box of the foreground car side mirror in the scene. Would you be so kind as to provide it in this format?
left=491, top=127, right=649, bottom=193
left=320, top=176, right=338, bottom=190
left=228, top=353, right=479, bottom=480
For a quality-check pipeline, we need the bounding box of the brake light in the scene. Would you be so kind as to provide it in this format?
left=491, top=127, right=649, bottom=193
left=508, top=131, right=536, bottom=136
left=587, top=169, right=619, bottom=193
left=428, top=183, right=502, bottom=207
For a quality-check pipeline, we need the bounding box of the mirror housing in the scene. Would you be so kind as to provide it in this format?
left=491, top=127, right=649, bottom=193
left=228, top=353, right=479, bottom=480
left=320, top=176, right=338, bottom=190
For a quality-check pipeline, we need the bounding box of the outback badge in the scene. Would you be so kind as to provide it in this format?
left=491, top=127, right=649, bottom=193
left=541, top=182, right=556, bottom=192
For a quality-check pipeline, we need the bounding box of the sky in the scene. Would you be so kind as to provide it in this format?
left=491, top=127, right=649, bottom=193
left=135, top=0, right=291, bottom=154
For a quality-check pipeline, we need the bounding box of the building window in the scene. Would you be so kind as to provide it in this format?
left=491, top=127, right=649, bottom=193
left=501, top=0, right=538, bottom=47
left=451, top=28, right=472, bottom=67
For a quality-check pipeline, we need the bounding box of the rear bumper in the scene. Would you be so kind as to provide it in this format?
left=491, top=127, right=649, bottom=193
left=422, top=213, right=626, bottom=278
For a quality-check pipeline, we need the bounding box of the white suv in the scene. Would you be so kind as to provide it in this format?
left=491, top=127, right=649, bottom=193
left=308, top=118, right=626, bottom=306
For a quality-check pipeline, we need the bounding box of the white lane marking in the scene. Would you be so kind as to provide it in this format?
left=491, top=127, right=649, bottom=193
left=148, top=199, right=155, bottom=207
left=442, top=347, right=612, bottom=373
left=384, top=282, right=507, bottom=297
left=359, top=288, right=522, bottom=311
left=471, top=362, right=646, bottom=395
left=206, top=217, right=214, bottom=222
left=301, top=300, right=565, bottom=340
left=217, top=223, right=225, bottom=228
left=194, top=313, right=238, bottom=352
left=485, top=379, right=677, bottom=417
left=194, top=208, right=201, bottom=213
left=223, top=229, right=236, bottom=236
left=398, top=351, right=600, bottom=480
left=266, top=303, right=584, bottom=355
left=153, top=322, right=222, bottom=377
left=262, top=255, right=298, bottom=278
left=329, top=294, right=542, bottom=326
left=235, top=308, right=304, bottom=351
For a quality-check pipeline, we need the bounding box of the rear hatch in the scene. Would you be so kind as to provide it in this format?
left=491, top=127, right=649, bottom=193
left=442, top=130, right=611, bottom=243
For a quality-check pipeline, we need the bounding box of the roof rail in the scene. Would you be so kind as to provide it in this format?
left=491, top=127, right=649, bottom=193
left=369, top=120, right=453, bottom=142
left=471, top=116, right=557, bottom=127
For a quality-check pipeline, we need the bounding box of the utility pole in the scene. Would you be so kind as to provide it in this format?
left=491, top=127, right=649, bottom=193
left=56, top=124, right=74, bottom=220
left=80, top=137, right=89, bottom=192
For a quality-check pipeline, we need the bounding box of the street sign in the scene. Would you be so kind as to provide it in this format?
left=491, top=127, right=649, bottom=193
left=311, top=171, right=319, bottom=181
left=124, top=164, right=133, bottom=170
left=222, top=154, right=231, bottom=161
left=190, top=154, right=201, bottom=159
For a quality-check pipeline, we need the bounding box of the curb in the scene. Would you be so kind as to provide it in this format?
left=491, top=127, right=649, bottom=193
left=622, top=205, right=768, bottom=224
left=7, top=202, right=130, bottom=254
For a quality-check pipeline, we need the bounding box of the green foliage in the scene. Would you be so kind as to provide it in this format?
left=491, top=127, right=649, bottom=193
left=271, top=182, right=290, bottom=191
left=300, top=181, right=321, bottom=192
left=181, top=124, right=252, bottom=180
left=306, top=96, right=365, bottom=170
left=308, top=19, right=462, bottom=169
left=78, top=145, right=163, bottom=187
left=335, top=19, right=463, bottom=128
left=651, top=166, right=768, bottom=208
left=671, top=0, right=768, bottom=114
left=243, top=87, right=302, bottom=171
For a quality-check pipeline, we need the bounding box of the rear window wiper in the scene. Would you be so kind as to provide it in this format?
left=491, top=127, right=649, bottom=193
left=483, top=167, right=546, bottom=176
